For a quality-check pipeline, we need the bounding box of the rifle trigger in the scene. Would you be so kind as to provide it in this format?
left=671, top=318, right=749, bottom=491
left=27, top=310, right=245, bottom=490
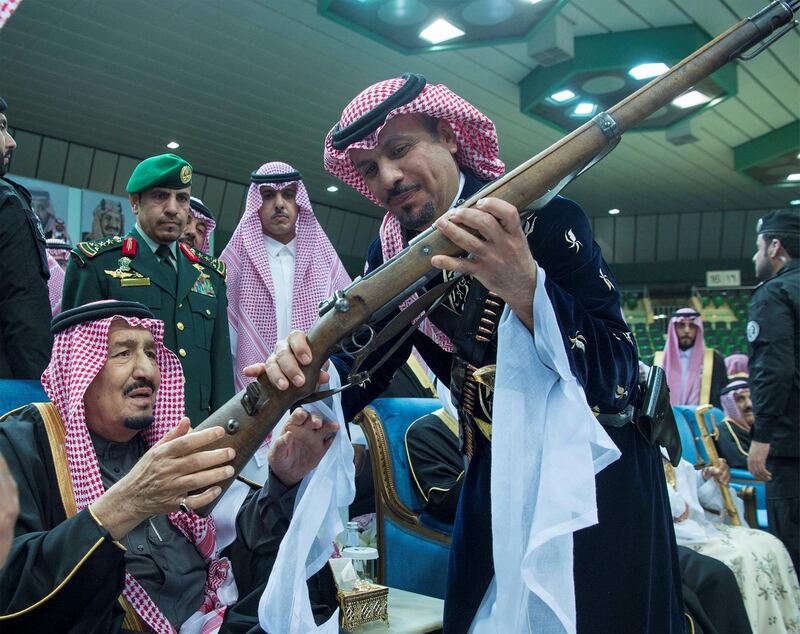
left=294, top=372, right=371, bottom=407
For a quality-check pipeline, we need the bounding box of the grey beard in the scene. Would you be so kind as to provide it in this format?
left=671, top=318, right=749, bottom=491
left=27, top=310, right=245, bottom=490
left=123, top=415, right=155, bottom=430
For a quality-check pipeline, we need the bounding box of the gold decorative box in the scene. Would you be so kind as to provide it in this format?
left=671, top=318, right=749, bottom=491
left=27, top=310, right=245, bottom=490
left=337, top=581, right=389, bottom=630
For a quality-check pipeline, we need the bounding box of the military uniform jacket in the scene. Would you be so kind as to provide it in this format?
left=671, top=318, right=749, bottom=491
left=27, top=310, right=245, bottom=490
left=333, top=171, right=638, bottom=426
left=61, top=227, right=235, bottom=426
left=0, top=177, right=53, bottom=379
left=747, top=258, right=800, bottom=458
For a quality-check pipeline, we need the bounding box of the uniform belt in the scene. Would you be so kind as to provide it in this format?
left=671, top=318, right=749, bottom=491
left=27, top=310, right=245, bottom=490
left=595, top=405, right=634, bottom=428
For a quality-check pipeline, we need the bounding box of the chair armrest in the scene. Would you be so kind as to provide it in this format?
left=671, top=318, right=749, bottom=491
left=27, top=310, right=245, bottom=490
left=730, top=468, right=756, bottom=482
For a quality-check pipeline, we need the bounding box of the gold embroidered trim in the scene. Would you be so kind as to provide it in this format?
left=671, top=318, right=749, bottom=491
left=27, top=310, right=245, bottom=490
left=722, top=418, right=750, bottom=457
left=406, top=355, right=435, bottom=395
left=0, top=538, right=104, bottom=619
left=699, top=349, right=714, bottom=408
left=404, top=408, right=464, bottom=503
left=35, top=403, right=77, bottom=518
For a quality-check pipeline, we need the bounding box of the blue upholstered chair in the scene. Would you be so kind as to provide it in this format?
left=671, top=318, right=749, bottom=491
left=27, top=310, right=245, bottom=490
left=0, top=379, right=48, bottom=417
left=355, top=397, right=453, bottom=599
left=672, top=405, right=766, bottom=528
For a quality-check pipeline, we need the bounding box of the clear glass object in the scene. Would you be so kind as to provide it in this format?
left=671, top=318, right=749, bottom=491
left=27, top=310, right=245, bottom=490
left=345, top=521, right=360, bottom=548
left=341, top=546, right=378, bottom=585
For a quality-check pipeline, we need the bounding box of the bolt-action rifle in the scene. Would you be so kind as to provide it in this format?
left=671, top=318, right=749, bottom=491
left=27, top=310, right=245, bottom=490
left=192, top=1, right=799, bottom=515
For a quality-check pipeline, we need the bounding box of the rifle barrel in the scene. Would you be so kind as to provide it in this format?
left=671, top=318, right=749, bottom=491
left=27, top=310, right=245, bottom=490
left=190, top=0, right=796, bottom=516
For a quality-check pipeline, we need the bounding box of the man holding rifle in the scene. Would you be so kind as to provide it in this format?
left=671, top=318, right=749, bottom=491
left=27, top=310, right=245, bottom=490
left=0, top=300, right=338, bottom=632
left=257, top=74, right=683, bottom=632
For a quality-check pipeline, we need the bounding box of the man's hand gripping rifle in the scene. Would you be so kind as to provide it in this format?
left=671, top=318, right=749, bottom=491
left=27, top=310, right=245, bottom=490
left=189, top=0, right=798, bottom=515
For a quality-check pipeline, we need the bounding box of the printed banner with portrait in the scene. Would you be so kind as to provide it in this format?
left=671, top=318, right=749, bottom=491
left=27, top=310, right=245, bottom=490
left=81, top=190, right=134, bottom=242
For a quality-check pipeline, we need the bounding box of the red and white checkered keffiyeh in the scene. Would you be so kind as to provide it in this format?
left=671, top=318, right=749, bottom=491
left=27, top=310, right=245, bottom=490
left=221, top=162, right=351, bottom=392
left=190, top=203, right=216, bottom=254
left=0, top=0, right=22, bottom=30
left=40, top=308, right=230, bottom=634
left=46, top=251, right=65, bottom=316
left=324, top=77, right=505, bottom=353
left=323, top=76, right=504, bottom=205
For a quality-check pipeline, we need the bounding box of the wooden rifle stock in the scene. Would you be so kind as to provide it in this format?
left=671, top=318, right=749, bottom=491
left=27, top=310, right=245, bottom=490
left=192, top=1, right=796, bottom=515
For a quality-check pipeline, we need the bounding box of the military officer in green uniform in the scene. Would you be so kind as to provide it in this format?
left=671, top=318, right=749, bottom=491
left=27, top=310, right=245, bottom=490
left=61, top=154, right=234, bottom=425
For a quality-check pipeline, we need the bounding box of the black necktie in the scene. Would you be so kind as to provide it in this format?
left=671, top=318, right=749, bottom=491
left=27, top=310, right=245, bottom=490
left=156, top=244, right=177, bottom=288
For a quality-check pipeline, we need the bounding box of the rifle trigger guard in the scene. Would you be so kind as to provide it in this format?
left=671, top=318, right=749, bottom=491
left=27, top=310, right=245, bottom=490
left=339, top=324, right=375, bottom=354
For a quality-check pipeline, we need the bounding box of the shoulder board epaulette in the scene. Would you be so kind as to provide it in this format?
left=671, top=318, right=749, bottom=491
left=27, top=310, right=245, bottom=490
left=195, top=250, right=226, bottom=278
left=74, top=235, right=124, bottom=259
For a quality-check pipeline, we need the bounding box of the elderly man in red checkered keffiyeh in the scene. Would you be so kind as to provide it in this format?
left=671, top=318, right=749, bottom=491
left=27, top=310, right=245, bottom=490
left=0, top=300, right=339, bottom=633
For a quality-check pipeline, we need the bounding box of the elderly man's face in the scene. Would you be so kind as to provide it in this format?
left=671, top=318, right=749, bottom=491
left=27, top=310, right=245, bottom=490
left=100, top=210, right=123, bottom=237
left=84, top=321, right=161, bottom=442
left=130, top=186, right=190, bottom=245
left=734, top=389, right=754, bottom=426
left=258, top=186, right=298, bottom=244
left=180, top=214, right=208, bottom=251
left=0, top=113, right=15, bottom=177
left=349, top=114, right=460, bottom=232
left=676, top=320, right=698, bottom=350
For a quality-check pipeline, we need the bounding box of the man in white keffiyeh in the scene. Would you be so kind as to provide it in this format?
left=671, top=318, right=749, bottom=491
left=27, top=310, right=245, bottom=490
left=261, top=74, right=682, bottom=634
left=0, top=299, right=340, bottom=633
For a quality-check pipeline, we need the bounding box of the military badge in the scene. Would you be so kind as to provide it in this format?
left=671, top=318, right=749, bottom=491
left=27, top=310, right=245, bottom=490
left=746, top=320, right=760, bottom=342
left=104, top=267, right=150, bottom=287
left=120, top=277, right=151, bottom=287
left=191, top=263, right=216, bottom=297
left=180, top=165, right=192, bottom=184
left=118, top=257, right=132, bottom=272
left=122, top=236, right=137, bottom=256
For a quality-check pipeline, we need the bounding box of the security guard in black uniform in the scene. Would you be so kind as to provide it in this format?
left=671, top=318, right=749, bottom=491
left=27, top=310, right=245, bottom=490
left=747, top=208, right=800, bottom=574
left=0, top=96, right=52, bottom=379
left=61, top=154, right=235, bottom=426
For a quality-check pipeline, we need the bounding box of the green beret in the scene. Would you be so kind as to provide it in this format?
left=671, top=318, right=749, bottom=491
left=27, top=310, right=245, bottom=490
left=126, top=154, right=193, bottom=194
left=757, top=209, right=800, bottom=236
